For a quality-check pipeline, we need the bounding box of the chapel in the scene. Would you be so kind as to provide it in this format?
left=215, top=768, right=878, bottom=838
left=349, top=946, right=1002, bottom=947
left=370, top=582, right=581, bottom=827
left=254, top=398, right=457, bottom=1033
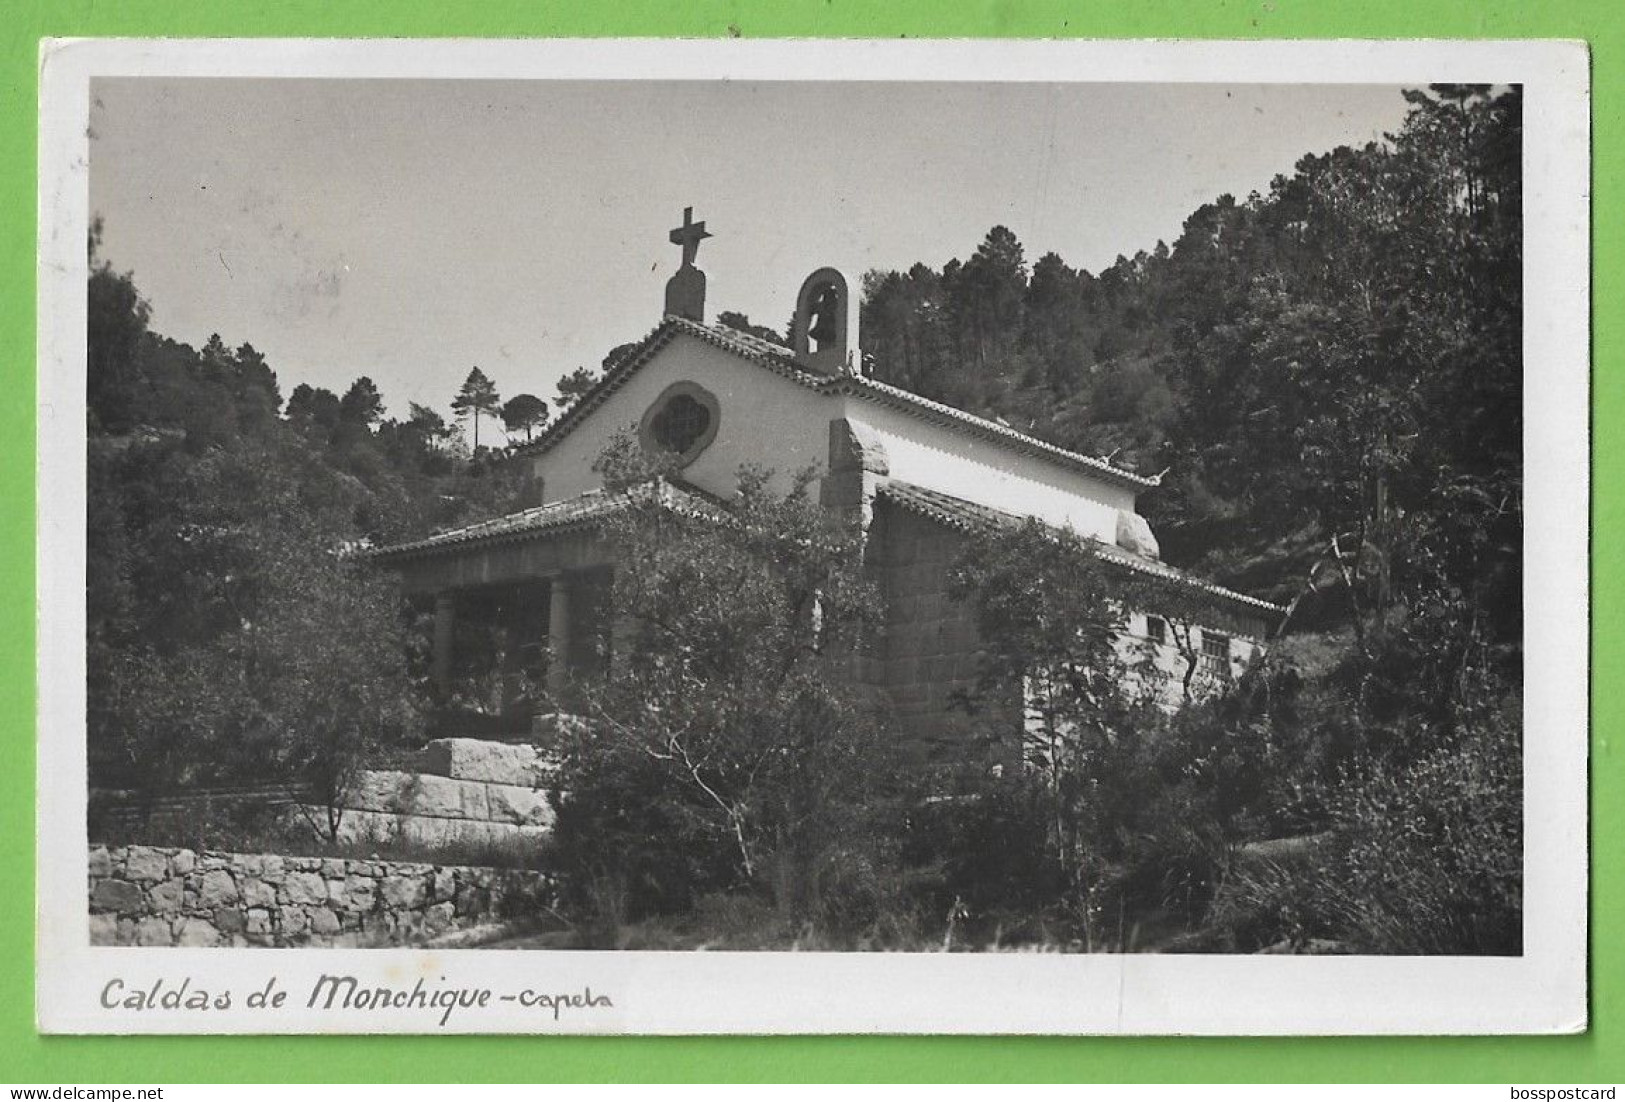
left=373, top=209, right=1282, bottom=766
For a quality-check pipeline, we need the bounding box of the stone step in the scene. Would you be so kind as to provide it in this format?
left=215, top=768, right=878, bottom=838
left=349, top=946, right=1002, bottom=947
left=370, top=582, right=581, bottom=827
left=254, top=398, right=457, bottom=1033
left=418, top=738, right=557, bottom=786
left=346, top=769, right=552, bottom=827
left=311, top=807, right=552, bottom=849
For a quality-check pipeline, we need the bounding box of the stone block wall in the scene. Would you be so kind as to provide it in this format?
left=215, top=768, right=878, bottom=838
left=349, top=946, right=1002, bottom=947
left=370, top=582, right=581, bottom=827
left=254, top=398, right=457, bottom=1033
left=865, top=499, right=1273, bottom=771
left=311, top=737, right=556, bottom=850
left=88, top=844, right=551, bottom=948
left=866, top=501, right=1020, bottom=771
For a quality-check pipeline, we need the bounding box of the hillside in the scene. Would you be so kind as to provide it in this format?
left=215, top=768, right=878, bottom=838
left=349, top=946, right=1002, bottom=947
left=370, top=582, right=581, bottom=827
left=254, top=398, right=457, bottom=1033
left=854, top=84, right=1522, bottom=638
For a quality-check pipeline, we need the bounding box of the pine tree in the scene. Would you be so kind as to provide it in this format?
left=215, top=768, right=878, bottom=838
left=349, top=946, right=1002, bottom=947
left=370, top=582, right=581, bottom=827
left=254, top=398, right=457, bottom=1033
left=451, top=366, right=501, bottom=450
left=339, top=376, right=385, bottom=428
left=501, top=393, right=550, bottom=443
left=555, top=366, right=600, bottom=410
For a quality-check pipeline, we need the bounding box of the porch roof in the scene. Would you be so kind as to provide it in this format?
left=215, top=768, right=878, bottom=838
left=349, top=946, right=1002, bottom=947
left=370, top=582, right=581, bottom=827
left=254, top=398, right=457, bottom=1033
left=369, top=481, right=717, bottom=563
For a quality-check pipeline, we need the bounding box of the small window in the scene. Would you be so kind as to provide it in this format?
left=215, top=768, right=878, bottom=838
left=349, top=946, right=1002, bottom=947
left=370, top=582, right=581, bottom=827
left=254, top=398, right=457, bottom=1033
left=638, top=382, right=721, bottom=466
left=650, top=394, right=711, bottom=454
left=1200, top=632, right=1231, bottom=677
left=1145, top=615, right=1167, bottom=644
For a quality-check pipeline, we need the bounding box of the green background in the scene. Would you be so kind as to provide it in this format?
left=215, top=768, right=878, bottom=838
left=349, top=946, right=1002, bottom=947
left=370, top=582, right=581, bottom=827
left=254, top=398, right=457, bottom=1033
left=2, top=0, right=1613, bottom=1084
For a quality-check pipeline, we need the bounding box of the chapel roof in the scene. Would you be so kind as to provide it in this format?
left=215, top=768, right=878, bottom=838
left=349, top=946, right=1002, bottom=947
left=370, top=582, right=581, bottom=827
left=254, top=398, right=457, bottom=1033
left=874, top=480, right=1285, bottom=617
left=369, top=480, right=717, bottom=562
left=370, top=475, right=1279, bottom=617
left=519, top=314, right=1160, bottom=492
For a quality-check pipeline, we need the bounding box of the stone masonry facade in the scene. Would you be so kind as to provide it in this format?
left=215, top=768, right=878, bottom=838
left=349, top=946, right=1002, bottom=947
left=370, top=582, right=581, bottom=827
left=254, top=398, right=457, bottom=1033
left=88, top=844, right=552, bottom=948
left=866, top=499, right=1020, bottom=772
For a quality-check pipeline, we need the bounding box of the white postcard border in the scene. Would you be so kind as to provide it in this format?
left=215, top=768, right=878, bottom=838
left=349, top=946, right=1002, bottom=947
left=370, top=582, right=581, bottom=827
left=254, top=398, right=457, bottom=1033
left=37, top=37, right=1591, bottom=1035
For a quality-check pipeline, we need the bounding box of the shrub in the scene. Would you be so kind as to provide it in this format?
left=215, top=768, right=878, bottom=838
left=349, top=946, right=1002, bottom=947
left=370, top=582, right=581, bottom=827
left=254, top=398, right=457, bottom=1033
left=904, top=781, right=1066, bottom=939
left=1212, top=697, right=1522, bottom=954
left=545, top=444, right=904, bottom=935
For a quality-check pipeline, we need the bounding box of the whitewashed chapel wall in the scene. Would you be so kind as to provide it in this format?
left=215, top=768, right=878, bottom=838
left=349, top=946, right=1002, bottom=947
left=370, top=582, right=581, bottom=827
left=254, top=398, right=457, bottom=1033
left=535, top=333, right=835, bottom=503
left=839, top=399, right=1139, bottom=544
left=1115, top=610, right=1269, bottom=710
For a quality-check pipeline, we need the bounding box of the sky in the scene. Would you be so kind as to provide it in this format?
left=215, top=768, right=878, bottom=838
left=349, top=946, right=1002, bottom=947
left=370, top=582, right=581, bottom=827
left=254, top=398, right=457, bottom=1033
left=89, top=78, right=1413, bottom=423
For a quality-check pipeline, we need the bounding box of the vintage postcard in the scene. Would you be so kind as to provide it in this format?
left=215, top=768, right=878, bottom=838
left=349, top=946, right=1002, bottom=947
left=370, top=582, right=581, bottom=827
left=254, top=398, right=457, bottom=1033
left=37, top=38, right=1589, bottom=1034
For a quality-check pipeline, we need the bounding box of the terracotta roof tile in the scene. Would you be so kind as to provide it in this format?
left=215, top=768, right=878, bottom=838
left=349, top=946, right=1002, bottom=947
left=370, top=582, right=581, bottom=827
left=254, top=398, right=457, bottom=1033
left=874, top=480, right=1284, bottom=617
left=370, top=481, right=715, bottom=561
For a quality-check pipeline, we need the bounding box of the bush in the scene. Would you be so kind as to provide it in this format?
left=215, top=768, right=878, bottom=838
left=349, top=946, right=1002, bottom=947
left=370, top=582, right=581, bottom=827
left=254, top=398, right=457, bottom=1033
left=904, top=781, right=1066, bottom=941
left=545, top=743, right=744, bottom=922
left=88, top=427, right=427, bottom=809
left=544, top=447, right=905, bottom=937
left=1211, top=698, right=1522, bottom=954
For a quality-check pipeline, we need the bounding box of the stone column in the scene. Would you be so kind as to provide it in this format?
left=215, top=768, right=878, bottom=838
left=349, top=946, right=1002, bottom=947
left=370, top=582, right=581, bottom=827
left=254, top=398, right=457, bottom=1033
left=546, top=573, right=573, bottom=697
left=431, top=591, right=456, bottom=697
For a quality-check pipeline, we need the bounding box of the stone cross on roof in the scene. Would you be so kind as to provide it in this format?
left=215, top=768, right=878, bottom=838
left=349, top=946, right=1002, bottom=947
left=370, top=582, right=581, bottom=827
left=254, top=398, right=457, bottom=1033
left=664, top=207, right=711, bottom=321
left=669, top=206, right=711, bottom=270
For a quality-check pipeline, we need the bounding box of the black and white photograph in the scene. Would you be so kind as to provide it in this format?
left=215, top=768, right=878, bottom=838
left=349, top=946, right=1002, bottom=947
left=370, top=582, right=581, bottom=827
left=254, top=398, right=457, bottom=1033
left=37, top=39, right=1588, bottom=1034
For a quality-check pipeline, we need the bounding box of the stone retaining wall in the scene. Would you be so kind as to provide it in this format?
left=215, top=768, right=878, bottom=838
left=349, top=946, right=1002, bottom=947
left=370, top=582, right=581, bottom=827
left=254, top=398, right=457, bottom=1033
left=88, top=844, right=551, bottom=948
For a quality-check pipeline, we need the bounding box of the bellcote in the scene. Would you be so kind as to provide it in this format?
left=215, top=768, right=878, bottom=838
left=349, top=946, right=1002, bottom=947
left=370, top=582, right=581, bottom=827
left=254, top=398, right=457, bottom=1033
left=790, top=267, right=861, bottom=376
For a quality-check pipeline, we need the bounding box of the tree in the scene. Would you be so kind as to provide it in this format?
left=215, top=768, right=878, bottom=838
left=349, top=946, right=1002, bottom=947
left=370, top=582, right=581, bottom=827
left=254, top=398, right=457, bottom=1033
left=949, top=225, right=1029, bottom=375
left=393, top=401, right=454, bottom=458
left=500, top=393, right=550, bottom=443
left=450, top=366, right=502, bottom=450
left=715, top=310, right=785, bottom=346
left=89, top=432, right=424, bottom=801
left=230, top=343, right=282, bottom=424
left=85, top=245, right=431, bottom=806
left=407, top=402, right=447, bottom=437
left=554, top=366, right=599, bottom=410
left=546, top=436, right=899, bottom=932
left=1161, top=86, right=1522, bottom=691
left=947, top=519, right=1163, bottom=947
left=87, top=268, right=150, bottom=433
left=87, top=223, right=151, bottom=433
left=1116, top=86, right=1528, bottom=952
left=339, top=376, right=385, bottom=428
left=860, top=263, right=954, bottom=402
left=249, top=547, right=422, bottom=842
left=285, top=383, right=341, bottom=435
